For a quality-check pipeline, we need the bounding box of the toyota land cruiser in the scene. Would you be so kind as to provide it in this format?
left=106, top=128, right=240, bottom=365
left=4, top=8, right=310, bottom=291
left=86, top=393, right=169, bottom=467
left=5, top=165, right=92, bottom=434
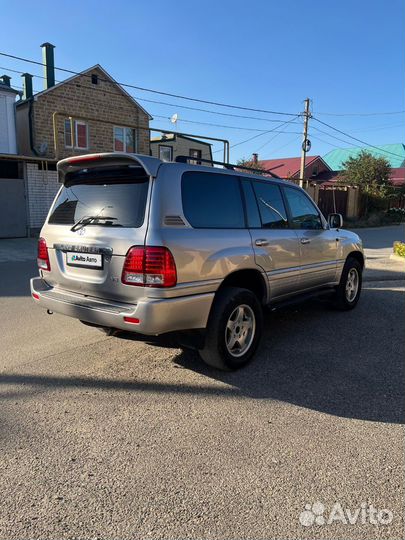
left=31, top=153, right=364, bottom=370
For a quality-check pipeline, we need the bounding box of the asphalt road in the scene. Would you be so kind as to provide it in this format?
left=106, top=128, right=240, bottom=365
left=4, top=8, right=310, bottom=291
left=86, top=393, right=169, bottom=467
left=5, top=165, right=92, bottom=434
left=0, top=227, right=404, bottom=539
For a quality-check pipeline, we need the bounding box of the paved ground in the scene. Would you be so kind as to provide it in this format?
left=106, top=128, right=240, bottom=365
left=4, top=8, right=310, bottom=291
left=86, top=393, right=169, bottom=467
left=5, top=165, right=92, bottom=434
left=0, top=227, right=404, bottom=539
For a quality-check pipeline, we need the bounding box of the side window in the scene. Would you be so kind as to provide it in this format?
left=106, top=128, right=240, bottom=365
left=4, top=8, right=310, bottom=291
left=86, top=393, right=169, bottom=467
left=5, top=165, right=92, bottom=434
left=284, top=187, right=323, bottom=230
left=159, top=145, right=173, bottom=162
left=252, top=181, right=288, bottom=229
left=189, top=148, right=202, bottom=165
left=182, top=172, right=244, bottom=228
left=241, top=180, right=261, bottom=228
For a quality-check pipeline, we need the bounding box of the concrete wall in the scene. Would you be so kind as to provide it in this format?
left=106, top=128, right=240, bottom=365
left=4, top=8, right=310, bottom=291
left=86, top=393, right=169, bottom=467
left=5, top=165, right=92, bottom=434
left=16, top=67, right=150, bottom=160
left=0, top=90, right=18, bottom=154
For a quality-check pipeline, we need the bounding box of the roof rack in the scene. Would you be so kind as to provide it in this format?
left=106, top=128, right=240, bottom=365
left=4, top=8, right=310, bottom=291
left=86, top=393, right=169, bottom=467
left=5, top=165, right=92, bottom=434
left=175, top=155, right=280, bottom=178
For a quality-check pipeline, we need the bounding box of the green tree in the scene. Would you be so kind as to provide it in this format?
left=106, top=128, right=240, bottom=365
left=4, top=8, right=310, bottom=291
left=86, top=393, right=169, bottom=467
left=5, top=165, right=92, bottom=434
left=341, top=151, right=392, bottom=214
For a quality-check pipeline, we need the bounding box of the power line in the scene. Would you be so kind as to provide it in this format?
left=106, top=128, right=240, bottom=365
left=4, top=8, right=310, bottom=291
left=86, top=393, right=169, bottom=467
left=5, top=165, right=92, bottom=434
left=0, top=51, right=299, bottom=116
left=152, top=114, right=301, bottom=133
left=254, top=130, right=287, bottom=153
left=311, top=117, right=405, bottom=160
left=213, top=116, right=300, bottom=154
left=316, top=110, right=405, bottom=117
left=0, top=64, right=302, bottom=126
left=5, top=76, right=301, bottom=137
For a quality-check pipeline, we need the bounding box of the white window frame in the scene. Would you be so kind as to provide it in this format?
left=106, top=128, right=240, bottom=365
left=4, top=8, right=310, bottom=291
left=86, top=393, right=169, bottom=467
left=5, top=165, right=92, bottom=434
left=64, top=119, right=72, bottom=148
left=113, top=126, right=138, bottom=153
left=159, top=145, right=173, bottom=162
left=64, top=119, right=89, bottom=150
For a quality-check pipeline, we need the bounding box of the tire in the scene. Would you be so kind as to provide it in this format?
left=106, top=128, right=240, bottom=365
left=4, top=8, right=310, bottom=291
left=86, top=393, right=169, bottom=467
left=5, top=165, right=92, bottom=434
left=199, top=287, right=263, bottom=371
left=333, top=257, right=362, bottom=310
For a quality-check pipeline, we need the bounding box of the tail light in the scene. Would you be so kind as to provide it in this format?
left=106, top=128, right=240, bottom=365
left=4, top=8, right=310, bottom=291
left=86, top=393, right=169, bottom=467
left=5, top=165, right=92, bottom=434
left=37, top=237, right=51, bottom=271
left=122, top=246, right=177, bottom=288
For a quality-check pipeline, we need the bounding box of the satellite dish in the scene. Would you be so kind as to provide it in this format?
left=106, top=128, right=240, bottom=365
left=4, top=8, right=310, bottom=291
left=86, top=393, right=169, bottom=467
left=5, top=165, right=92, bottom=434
left=170, top=113, right=178, bottom=124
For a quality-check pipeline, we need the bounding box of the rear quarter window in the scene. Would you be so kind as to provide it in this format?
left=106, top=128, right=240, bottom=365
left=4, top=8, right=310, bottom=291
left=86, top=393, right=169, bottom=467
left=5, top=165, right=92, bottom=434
left=181, top=171, right=245, bottom=228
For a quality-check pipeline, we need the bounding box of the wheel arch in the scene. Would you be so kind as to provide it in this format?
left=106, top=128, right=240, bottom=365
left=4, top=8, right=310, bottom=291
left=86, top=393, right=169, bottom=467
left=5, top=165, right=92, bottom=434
left=346, top=250, right=365, bottom=269
left=216, top=268, right=268, bottom=304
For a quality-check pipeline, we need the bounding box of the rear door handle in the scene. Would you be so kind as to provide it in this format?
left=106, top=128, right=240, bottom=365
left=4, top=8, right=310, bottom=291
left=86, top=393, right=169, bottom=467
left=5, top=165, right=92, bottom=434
left=300, top=237, right=310, bottom=245
left=255, top=238, right=269, bottom=247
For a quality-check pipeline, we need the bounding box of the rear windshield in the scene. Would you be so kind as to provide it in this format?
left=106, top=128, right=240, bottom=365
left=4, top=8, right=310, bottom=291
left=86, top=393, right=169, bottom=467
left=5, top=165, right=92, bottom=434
left=48, top=166, right=149, bottom=228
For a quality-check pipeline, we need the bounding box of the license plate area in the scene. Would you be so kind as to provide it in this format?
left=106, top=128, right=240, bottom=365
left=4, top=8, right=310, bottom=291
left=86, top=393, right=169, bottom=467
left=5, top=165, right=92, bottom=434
left=66, top=251, right=103, bottom=269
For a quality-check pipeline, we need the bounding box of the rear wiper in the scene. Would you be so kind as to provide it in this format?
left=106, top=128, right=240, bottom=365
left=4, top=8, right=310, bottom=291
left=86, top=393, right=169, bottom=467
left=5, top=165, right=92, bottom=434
left=70, top=215, right=117, bottom=232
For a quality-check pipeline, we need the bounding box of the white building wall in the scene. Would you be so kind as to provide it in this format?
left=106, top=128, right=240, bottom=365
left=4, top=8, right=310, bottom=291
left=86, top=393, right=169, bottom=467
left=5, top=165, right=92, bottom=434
left=0, top=92, right=17, bottom=154
left=26, top=163, right=59, bottom=229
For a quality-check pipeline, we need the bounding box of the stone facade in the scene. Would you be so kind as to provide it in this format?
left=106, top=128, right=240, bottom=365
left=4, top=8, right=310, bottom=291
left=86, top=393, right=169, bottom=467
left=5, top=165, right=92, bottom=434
left=16, top=66, right=151, bottom=160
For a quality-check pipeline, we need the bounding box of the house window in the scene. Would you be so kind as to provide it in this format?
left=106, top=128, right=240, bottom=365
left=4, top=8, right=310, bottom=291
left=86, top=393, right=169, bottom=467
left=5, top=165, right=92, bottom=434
left=64, top=119, right=89, bottom=149
left=91, top=74, right=98, bottom=85
left=189, top=148, right=202, bottom=165
left=114, top=126, right=137, bottom=153
left=159, top=145, right=173, bottom=162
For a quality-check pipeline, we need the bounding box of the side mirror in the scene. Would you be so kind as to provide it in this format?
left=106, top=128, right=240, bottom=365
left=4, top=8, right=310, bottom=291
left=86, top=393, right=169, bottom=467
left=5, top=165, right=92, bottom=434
left=328, top=213, right=343, bottom=229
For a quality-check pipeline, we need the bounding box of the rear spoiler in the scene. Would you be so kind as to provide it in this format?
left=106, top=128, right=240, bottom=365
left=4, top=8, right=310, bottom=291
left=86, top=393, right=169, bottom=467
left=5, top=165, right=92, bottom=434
left=57, top=152, right=162, bottom=180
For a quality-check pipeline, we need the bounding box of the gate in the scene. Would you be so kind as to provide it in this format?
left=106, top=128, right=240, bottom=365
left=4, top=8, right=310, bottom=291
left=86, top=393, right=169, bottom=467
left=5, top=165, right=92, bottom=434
left=0, top=178, right=27, bottom=238
left=317, top=187, right=348, bottom=217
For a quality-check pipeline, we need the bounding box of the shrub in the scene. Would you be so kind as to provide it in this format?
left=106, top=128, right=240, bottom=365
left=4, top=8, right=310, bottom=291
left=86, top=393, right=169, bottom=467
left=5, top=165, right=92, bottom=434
left=393, top=241, right=405, bottom=258
left=386, top=208, right=405, bottom=223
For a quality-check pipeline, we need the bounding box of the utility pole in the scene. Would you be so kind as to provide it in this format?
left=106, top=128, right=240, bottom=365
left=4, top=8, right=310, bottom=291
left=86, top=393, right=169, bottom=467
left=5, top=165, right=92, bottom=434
left=299, top=98, right=311, bottom=188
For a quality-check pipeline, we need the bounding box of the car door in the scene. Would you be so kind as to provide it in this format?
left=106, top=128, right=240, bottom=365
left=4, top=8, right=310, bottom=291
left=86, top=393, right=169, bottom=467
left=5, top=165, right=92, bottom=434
left=242, top=179, right=302, bottom=301
left=283, top=185, right=338, bottom=290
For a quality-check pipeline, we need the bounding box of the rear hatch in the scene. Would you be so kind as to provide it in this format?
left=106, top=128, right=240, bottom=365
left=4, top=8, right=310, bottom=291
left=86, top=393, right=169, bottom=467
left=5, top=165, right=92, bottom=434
left=40, top=154, right=157, bottom=303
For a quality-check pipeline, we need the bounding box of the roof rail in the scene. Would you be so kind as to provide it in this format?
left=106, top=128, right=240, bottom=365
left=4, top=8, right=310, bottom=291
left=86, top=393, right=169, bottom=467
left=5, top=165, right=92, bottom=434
left=175, top=155, right=280, bottom=178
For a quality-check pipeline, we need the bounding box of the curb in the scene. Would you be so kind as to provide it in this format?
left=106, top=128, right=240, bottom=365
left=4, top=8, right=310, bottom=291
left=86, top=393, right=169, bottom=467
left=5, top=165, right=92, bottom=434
left=390, top=254, right=405, bottom=262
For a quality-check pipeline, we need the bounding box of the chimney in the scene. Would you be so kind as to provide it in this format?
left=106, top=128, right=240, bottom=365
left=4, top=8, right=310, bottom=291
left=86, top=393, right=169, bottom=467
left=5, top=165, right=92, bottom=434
left=1, top=75, right=11, bottom=87
left=41, top=42, right=55, bottom=89
left=252, top=153, right=258, bottom=164
left=21, top=73, right=33, bottom=100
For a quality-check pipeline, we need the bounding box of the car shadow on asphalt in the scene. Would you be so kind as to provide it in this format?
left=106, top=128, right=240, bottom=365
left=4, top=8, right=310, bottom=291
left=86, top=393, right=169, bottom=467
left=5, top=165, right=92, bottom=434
left=174, top=287, right=405, bottom=425
left=0, top=261, right=37, bottom=297
left=1, top=287, right=404, bottom=425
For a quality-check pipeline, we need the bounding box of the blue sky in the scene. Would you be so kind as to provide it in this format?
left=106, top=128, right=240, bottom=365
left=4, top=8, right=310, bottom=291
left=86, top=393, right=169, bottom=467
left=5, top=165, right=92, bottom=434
left=1, top=0, right=404, bottom=162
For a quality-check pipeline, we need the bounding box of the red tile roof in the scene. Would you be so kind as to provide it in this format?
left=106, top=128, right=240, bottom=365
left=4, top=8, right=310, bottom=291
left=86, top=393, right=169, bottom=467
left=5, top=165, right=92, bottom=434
left=258, top=156, right=321, bottom=178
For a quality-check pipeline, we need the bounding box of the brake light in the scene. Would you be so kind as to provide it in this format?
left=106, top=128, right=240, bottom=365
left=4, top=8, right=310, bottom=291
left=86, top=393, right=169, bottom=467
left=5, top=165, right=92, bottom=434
left=66, top=154, right=102, bottom=164
left=37, top=238, right=51, bottom=271
left=122, top=246, right=177, bottom=287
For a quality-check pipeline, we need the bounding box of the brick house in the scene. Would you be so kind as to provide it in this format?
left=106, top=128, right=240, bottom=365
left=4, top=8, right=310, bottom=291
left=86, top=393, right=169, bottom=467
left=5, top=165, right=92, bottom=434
left=3, top=42, right=152, bottom=236
left=16, top=46, right=151, bottom=160
left=150, top=133, right=213, bottom=164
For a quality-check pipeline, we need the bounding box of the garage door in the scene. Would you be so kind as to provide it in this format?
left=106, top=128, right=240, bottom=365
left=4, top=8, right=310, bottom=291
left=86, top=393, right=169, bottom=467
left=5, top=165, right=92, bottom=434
left=0, top=178, right=27, bottom=238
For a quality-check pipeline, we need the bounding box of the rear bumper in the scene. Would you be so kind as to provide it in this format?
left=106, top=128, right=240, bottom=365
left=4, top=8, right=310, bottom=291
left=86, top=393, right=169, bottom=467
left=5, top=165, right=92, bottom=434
left=30, top=277, right=214, bottom=335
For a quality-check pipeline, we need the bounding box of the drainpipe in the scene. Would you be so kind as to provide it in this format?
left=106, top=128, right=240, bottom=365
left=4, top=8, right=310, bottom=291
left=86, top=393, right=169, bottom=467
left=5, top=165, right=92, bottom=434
left=28, top=99, right=39, bottom=156
left=20, top=73, right=38, bottom=155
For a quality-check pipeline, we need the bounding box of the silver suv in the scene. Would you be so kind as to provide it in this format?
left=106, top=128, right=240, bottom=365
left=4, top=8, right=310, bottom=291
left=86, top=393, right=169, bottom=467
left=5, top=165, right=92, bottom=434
left=31, top=153, right=364, bottom=370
